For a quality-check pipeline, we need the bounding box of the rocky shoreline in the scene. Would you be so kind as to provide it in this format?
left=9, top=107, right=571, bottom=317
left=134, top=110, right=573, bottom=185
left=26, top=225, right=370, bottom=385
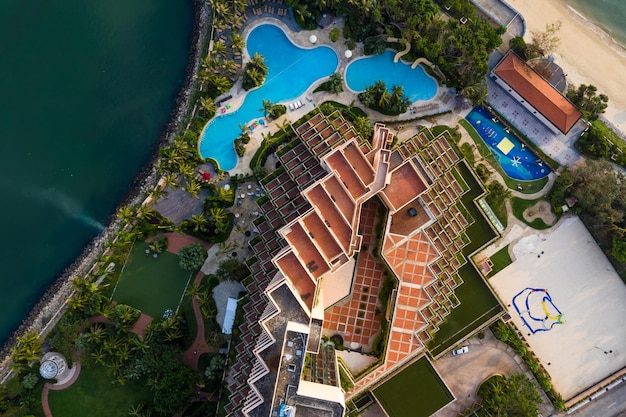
left=0, top=0, right=210, bottom=381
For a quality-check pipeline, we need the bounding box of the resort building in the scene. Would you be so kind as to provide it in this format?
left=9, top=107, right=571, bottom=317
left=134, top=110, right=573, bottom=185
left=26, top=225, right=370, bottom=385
left=225, top=110, right=489, bottom=417
left=491, top=51, right=582, bottom=135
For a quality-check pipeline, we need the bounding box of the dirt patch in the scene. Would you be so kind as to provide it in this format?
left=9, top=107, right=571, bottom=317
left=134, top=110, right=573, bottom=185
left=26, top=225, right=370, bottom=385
left=523, top=200, right=556, bottom=226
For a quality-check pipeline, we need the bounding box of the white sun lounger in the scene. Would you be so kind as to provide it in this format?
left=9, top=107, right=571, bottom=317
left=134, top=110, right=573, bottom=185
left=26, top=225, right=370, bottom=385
left=288, top=103, right=294, bottom=111
left=297, top=100, right=303, bottom=108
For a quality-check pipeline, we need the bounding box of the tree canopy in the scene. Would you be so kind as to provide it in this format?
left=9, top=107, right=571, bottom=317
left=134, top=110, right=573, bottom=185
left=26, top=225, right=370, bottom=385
left=178, top=243, right=207, bottom=271
left=567, top=84, right=609, bottom=121
left=242, top=53, right=268, bottom=91
left=478, top=374, right=542, bottom=417
left=290, top=0, right=502, bottom=87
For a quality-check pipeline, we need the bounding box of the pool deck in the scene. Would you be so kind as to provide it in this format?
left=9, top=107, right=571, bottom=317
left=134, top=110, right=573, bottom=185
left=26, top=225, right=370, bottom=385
left=213, top=17, right=456, bottom=175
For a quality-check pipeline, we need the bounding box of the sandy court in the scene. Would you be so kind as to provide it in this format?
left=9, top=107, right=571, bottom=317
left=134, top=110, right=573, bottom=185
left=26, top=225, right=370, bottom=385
left=509, top=0, right=626, bottom=134
left=522, top=200, right=556, bottom=225
left=490, top=217, right=626, bottom=400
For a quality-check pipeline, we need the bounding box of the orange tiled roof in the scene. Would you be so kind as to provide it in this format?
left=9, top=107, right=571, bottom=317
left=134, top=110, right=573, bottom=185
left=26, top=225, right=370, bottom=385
left=493, top=52, right=582, bottom=134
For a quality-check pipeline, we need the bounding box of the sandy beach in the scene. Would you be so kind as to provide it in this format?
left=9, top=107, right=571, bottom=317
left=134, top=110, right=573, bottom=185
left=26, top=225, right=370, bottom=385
left=509, top=0, right=626, bottom=135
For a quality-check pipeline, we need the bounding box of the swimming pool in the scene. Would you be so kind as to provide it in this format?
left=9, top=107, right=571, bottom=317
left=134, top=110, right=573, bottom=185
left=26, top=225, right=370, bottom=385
left=345, top=50, right=437, bottom=102
left=199, top=24, right=338, bottom=170
left=466, top=106, right=549, bottom=181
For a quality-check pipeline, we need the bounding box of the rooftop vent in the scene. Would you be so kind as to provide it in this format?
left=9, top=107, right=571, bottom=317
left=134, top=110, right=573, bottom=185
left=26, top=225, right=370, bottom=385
left=408, top=207, right=418, bottom=217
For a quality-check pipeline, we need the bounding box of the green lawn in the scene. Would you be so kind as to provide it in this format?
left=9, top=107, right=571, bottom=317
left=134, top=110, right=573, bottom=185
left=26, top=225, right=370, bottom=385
left=511, top=197, right=558, bottom=230
left=112, top=242, right=194, bottom=318
left=487, top=245, right=513, bottom=278
left=48, top=362, right=153, bottom=417
left=374, top=357, right=453, bottom=417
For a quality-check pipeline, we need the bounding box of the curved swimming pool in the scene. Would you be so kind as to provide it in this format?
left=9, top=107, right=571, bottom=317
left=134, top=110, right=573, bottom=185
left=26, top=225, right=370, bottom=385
left=199, top=24, right=338, bottom=170
left=466, top=106, right=550, bottom=181
left=345, top=50, right=437, bottom=102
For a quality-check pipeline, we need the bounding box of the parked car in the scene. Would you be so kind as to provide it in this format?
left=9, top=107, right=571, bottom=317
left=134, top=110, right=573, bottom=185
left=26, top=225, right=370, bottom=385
left=452, top=346, right=469, bottom=355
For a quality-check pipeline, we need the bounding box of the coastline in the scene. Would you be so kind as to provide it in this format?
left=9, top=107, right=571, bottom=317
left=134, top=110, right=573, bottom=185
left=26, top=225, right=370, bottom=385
left=0, top=0, right=210, bottom=380
left=509, top=0, right=626, bottom=135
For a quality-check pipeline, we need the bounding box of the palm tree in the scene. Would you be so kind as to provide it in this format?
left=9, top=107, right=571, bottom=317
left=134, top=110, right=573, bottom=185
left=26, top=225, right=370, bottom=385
left=116, top=206, right=136, bottom=222
left=328, top=72, right=343, bottom=94
left=250, top=52, right=266, bottom=70
left=164, top=173, right=179, bottom=189
left=231, top=33, right=245, bottom=54
left=216, top=186, right=234, bottom=201
left=260, top=99, right=273, bottom=119
left=128, top=404, right=145, bottom=417
left=91, top=347, right=107, bottom=365
left=206, top=74, right=232, bottom=95
left=221, top=60, right=238, bottom=77
left=185, top=178, right=202, bottom=199
left=178, top=162, right=195, bottom=180
left=378, top=89, right=391, bottom=107
left=198, top=96, right=216, bottom=116
left=212, top=40, right=228, bottom=58
left=295, top=4, right=313, bottom=21
left=150, top=186, right=166, bottom=202
left=209, top=207, right=226, bottom=225
left=186, top=282, right=203, bottom=297
left=189, top=213, right=208, bottom=233
left=10, top=332, right=43, bottom=371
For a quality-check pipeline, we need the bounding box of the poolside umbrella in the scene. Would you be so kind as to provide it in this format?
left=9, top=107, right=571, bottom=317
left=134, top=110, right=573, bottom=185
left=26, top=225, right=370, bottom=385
left=202, top=172, right=211, bottom=181
left=345, top=50, right=353, bottom=59
left=309, top=35, right=317, bottom=44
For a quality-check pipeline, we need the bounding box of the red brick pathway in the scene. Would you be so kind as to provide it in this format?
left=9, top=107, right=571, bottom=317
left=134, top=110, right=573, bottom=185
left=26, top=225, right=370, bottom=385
left=146, top=232, right=211, bottom=255
left=41, top=363, right=82, bottom=417
left=181, top=271, right=211, bottom=370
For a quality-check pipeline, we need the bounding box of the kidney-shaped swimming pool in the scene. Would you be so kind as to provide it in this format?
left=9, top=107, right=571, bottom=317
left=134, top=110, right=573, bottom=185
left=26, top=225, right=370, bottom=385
left=198, top=24, right=338, bottom=170
left=345, top=50, right=437, bottom=103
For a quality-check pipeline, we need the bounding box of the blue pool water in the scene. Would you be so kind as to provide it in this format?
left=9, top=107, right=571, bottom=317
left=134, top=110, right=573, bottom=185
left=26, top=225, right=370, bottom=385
left=345, top=50, right=437, bottom=102
left=199, top=24, right=338, bottom=170
left=466, top=107, right=549, bottom=181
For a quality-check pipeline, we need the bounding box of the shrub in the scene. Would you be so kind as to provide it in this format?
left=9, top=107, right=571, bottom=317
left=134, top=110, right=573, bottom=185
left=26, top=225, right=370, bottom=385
left=178, top=243, right=207, bottom=270
left=329, top=28, right=340, bottom=42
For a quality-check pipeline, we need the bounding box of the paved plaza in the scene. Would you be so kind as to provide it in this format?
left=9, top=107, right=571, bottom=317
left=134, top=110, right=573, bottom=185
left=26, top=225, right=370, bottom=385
left=490, top=217, right=626, bottom=400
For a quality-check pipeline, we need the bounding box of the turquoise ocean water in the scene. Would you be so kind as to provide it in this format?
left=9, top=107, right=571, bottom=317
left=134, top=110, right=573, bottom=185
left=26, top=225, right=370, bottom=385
left=0, top=0, right=192, bottom=343
left=566, top=0, right=626, bottom=48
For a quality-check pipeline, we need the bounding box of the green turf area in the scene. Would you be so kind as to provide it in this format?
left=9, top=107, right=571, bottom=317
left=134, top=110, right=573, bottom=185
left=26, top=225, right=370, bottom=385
left=374, top=357, right=452, bottom=417
left=112, top=242, right=194, bottom=318
left=427, top=162, right=501, bottom=356
left=48, top=362, right=153, bottom=417
left=487, top=245, right=513, bottom=278
left=511, top=197, right=558, bottom=230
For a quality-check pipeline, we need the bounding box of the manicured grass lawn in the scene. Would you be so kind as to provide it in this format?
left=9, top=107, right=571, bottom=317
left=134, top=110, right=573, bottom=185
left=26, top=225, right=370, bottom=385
left=48, top=362, right=153, bottom=417
left=487, top=245, right=513, bottom=278
left=374, top=357, right=452, bottom=417
left=112, top=242, right=194, bottom=318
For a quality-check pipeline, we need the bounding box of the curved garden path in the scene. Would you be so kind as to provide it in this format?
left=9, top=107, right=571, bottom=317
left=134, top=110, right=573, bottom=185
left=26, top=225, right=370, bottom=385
left=182, top=271, right=211, bottom=370
left=41, top=363, right=82, bottom=417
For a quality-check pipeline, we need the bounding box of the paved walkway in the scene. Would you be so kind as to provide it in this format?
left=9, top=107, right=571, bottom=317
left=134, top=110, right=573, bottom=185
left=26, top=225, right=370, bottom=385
left=41, top=363, right=82, bottom=417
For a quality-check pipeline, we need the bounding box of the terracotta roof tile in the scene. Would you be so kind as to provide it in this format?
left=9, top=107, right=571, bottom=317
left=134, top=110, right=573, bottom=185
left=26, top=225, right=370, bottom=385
left=493, top=52, right=582, bottom=133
